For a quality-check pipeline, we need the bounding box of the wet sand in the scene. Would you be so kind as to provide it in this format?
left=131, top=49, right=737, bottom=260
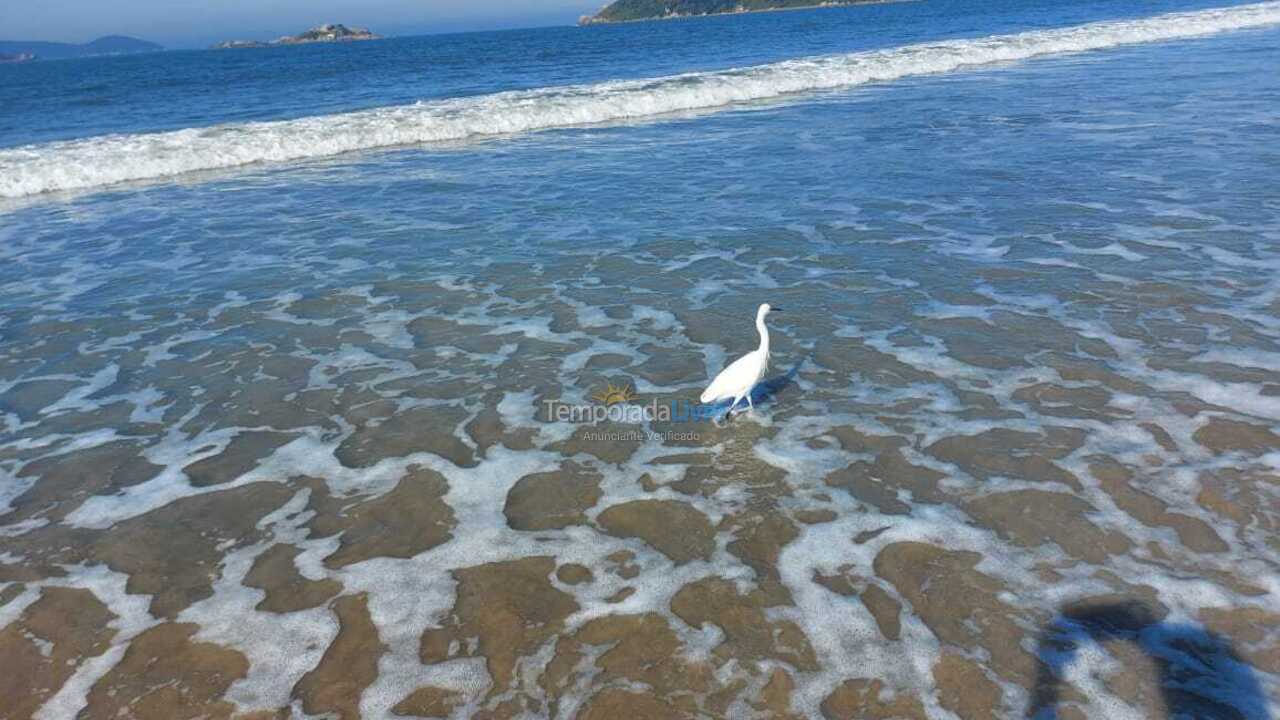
left=2, top=254, right=1278, bottom=718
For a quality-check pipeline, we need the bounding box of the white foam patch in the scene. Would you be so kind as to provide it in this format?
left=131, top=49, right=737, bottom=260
left=361, top=308, right=417, bottom=350
left=140, top=329, right=222, bottom=368
left=1057, top=241, right=1148, bottom=262
left=317, top=444, right=758, bottom=718
left=1192, top=348, right=1280, bottom=373
left=182, top=489, right=341, bottom=713
left=4, top=1, right=1279, bottom=199
left=62, top=419, right=246, bottom=528
left=0, top=463, right=39, bottom=517
left=123, top=386, right=168, bottom=424
left=38, top=365, right=119, bottom=417
left=29, top=565, right=157, bottom=720
left=1045, top=640, right=1150, bottom=720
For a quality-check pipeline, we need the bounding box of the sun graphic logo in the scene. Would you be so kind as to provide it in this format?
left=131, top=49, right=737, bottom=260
left=592, top=382, right=637, bottom=407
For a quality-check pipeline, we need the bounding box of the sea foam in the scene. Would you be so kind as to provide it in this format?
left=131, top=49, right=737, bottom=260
left=3, top=1, right=1280, bottom=199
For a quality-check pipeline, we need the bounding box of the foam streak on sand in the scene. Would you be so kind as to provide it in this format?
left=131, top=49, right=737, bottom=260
left=3, top=1, right=1280, bottom=198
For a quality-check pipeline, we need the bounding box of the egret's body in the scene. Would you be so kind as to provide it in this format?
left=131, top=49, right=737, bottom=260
left=701, top=303, right=780, bottom=413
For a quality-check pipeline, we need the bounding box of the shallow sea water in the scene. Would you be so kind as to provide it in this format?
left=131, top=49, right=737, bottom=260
left=2, top=2, right=1280, bottom=719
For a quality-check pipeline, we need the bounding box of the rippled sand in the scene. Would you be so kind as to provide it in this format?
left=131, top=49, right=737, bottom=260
left=3, top=245, right=1278, bottom=718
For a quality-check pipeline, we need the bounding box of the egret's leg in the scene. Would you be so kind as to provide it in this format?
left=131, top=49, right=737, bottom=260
left=747, top=394, right=755, bottom=412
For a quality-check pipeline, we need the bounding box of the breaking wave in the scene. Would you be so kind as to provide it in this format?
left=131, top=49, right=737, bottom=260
left=4, top=1, right=1279, bottom=198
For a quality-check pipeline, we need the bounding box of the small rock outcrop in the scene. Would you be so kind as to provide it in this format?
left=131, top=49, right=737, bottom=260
left=214, top=24, right=380, bottom=49
left=581, top=0, right=873, bottom=25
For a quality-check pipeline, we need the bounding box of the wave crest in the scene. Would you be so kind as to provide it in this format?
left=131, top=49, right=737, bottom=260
left=4, top=1, right=1279, bottom=199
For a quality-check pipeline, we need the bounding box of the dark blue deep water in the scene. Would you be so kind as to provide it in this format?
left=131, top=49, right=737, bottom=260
left=0, top=0, right=1270, bottom=147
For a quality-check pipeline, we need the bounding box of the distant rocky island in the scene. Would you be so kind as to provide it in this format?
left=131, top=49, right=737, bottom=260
left=0, top=36, right=161, bottom=62
left=214, top=24, right=380, bottom=49
left=581, top=0, right=879, bottom=24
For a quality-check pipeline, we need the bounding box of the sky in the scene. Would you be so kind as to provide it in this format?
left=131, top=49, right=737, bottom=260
left=0, top=0, right=607, bottom=48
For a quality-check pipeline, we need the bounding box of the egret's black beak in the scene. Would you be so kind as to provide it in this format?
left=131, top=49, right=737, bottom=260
left=771, top=307, right=785, bottom=312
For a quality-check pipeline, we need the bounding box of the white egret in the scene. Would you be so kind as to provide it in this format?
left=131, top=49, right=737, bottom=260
left=700, top=303, right=782, bottom=414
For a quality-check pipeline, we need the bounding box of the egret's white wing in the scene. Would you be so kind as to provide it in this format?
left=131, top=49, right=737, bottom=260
left=701, top=350, right=762, bottom=403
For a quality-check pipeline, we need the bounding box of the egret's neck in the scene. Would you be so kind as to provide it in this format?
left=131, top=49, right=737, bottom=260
left=756, top=312, right=770, bottom=355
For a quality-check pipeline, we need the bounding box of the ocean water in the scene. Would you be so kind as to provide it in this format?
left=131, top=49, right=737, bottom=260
left=2, top=0, right=1280, bottom=718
